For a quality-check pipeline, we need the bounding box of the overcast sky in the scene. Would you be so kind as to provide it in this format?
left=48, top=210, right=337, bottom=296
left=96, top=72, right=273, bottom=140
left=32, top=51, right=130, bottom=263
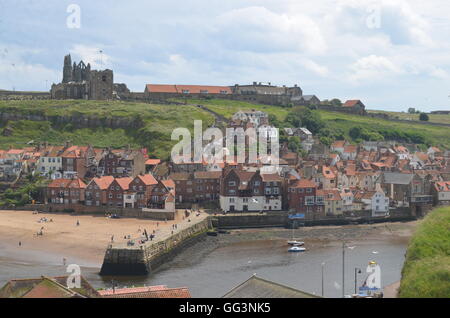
left=1, top=0, right=450, bottom=111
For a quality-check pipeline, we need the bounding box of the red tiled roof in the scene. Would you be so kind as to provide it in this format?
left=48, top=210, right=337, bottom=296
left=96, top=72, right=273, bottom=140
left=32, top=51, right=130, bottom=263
left=91, top=176, right=115, bottom=190
left=115, top=177, right=133, bottom=190
left=161, top=179, right=175, bottom=189
left=146, top=84, right=178, bottom=93
left=98, top=286, right=191, bottom=298
left=435, top=181, right=450, bottom=192
left=48, top=178, right=86, bottom=189
left=137, top=174, right=158, bottom=186
left=291, top=179, right=317, bottom=188
left=343, top=100, right=362, bottom=107
left=332, top=140, right=346, bottom=148
left=146, top=84, right=232, bottom=94
left=344, top=145, right=357, bottom=153
left=176, top=85, right=231, bottom=94
left=145, top=159, right=161, bottom=165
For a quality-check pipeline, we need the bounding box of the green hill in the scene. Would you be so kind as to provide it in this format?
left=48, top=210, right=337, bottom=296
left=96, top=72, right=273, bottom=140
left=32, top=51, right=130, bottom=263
left=399, top=207, right=450, bottom=298
left=0, top=98, right=449, bottom=158
left=0, top=100, right=215, bottom=159
left=180, top=98, right=450, bottom=149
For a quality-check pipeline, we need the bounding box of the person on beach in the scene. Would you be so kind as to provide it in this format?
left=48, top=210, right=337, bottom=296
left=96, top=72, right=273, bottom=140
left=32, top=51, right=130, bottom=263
left=63, top=258, right=66, bottom=266
left=19, top=241, right=21, bottom=247
left=111, top=235, right=114, bottom=242
left=76, top=220, right=80, bottom=226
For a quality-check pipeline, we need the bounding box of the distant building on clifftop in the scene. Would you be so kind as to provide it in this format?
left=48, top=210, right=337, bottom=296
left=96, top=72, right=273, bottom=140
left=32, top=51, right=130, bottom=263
left=51, top=54, right=114, bottom=100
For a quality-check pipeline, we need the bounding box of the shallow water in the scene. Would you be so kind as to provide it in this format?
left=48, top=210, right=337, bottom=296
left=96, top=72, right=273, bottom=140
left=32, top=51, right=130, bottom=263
left=0, top=232, right=408, bottom=298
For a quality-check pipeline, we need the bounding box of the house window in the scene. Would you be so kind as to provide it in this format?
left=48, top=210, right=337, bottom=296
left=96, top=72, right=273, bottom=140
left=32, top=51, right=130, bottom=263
left=228, top=181, right=236, bottom=186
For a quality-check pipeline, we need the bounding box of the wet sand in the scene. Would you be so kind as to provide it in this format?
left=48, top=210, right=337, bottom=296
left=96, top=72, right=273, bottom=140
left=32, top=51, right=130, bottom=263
left=0, top=210, right=193, bottom=266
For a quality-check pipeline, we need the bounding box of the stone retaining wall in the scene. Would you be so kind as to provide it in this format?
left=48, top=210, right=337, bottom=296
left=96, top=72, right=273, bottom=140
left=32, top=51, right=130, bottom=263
left=100, top=217, right=211, bottom=276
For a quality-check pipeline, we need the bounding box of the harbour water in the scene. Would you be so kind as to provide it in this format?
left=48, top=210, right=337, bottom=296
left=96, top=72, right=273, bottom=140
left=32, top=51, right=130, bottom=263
left=0, top=228, right=409, bottom=298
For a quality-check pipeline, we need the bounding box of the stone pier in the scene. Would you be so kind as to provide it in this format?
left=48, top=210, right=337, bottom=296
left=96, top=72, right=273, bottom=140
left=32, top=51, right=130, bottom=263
left=100, top=215, right=211, bottom=276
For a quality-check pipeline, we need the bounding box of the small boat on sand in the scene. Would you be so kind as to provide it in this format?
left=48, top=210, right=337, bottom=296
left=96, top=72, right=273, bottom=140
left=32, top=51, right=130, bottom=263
left=288, top=246, right=306, bottom=253
left=287, top=240, right=305, bottom=246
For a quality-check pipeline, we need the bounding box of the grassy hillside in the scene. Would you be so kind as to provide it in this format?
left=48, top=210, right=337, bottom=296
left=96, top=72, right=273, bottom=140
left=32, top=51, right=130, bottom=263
left=181, top=98, right=450, bottom=149
left=367, top=109, right=450, bottom=125
left=0, top=100, right=215, bottom=159
left=0, top=98, right=449, bottom=158
left=399, top=207, right=450, bottom=298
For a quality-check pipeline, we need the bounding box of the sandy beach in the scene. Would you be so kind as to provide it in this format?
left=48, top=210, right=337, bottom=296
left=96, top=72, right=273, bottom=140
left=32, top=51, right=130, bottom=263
left=0, top=210, right=196, bottom=267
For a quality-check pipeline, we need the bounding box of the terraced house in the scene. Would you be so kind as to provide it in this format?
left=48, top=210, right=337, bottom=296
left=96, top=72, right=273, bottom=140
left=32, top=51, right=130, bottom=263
left=98, top=148, right=146, bottom=178
left=220, top=169, right=283, bottom=212
left=46, top=178, right=87, bottom=205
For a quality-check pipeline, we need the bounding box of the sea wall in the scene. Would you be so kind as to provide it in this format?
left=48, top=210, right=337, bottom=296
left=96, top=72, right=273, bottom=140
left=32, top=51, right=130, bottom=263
left=100, top=217, right=211, bottom=276
left=213, top=208, right=416, bottom=229
left=22, top=203, right=175, bottom=221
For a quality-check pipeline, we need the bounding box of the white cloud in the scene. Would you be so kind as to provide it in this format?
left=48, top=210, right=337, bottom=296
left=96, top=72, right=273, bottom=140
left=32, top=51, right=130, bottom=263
left=349, top=55, right=402, bottom=82
left=70, top=44, right=112, bottom=69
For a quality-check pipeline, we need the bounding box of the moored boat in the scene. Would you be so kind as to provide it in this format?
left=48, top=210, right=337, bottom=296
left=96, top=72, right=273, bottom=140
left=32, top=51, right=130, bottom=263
left=288, top=246, right=306, bottom=253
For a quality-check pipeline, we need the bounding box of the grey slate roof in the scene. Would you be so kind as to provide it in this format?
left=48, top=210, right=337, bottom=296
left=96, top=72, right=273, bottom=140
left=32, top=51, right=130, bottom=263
left=222, top=275, right=319, bottom=298
left=381, top=172, right=414, bottom=185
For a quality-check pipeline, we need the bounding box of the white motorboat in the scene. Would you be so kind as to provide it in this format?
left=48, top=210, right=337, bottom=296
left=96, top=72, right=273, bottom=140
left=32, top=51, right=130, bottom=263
left=288, top=246, right=306, bottom=253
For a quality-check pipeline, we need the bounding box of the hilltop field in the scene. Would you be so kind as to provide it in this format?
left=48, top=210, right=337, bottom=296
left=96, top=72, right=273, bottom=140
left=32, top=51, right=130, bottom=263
left=0, top=98, right=449, bottom=158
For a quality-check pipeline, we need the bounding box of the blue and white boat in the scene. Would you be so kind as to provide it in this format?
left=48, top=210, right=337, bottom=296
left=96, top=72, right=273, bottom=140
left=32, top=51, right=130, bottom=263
left=288, top=246, right=306, bottom=253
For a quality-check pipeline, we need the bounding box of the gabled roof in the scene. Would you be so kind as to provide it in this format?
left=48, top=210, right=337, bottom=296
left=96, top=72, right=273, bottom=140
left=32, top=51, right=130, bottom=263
left=223, top=275, right=319, bottom=298
left=136, top=174, right=158, bottom=186
left=343, top=100, right=364, bottom=107
left=98, top=285, right=191, bottom=298
left=290, top=178, right=316, bottom=189
left=114, top=177, right=133, bottom=190
left=0, top=276, right=99, bottom=298
left=261, top=173, right=283, bottom=182
left=90, top=176, right=115, bottom=190
left=48, top=178, right=86, bottom=189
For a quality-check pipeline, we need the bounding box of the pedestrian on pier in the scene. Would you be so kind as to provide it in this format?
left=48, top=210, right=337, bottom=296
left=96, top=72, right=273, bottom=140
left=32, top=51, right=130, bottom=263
left=19, top=241, right=21, bottom=247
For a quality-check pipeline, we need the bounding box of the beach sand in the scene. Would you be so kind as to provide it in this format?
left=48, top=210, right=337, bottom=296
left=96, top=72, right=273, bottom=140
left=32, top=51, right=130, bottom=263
left=0, top=209, right=197, bottom=267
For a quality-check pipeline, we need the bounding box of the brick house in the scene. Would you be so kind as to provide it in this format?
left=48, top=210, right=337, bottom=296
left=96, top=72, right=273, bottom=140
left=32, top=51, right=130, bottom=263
left=126, top=174, right=158, bottom=208
left=46, top=178, right=86, bottom=205
left=85, top=176, right=115, bottom=206
left=106, top=177, right=133, bottom=208
left=287, top=179, right=318, bottom=216
left=192, top=171, right=221, bottom=202
left=98, top=148, right=145, bottom=178
left=61, top=145, right=97, bottom=179
left=220, top=169, right=265, bottom=212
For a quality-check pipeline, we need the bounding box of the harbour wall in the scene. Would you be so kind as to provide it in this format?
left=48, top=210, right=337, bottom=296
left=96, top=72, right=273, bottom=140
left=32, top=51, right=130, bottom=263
left=212, top=208, right=417, bottom=229
left=100, top=217, right=211, bottom=276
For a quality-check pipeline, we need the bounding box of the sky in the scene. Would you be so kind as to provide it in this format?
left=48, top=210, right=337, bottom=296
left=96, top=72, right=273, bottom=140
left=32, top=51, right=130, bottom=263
left=1, top=0, right=450, bottom=112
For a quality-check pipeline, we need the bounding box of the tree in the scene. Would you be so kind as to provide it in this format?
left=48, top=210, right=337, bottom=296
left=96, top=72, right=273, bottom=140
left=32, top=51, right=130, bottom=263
left=288, top=136, right=302, bottom=153
left=284, top=107, right=324, bottom=134
left=330, top=99, right=342, bottom=107
left=419, top=113, right=429, bottom=121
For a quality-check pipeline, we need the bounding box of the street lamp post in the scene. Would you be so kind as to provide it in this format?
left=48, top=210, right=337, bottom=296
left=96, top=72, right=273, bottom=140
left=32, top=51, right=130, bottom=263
left=321, top=262, right=325, bottom=297
left=354, top=267, right=362, bottom=294
left=342, top=241, right=345, bottom=298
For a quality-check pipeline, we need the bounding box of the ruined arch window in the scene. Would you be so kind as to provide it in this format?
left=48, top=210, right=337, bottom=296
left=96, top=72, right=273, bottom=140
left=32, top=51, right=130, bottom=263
left=102, top=75, right=107, bottom=82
